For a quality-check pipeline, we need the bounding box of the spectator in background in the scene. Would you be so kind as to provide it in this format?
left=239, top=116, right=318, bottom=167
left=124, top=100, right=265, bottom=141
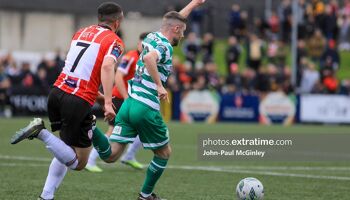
left=225, top=36, right=241, bottom=73
left=278, top=0, right=292, bottom=42
left=304, top=15, right=317, bottom=39
left=183, top=32, right=201, bottom=68
left=0, top=63, right=10, bottom=113
left=339, top=79, right=350, bottom=95
left=192, top=74, right=207, bottom=90
left=201, top=32, right=214, bottom=64
left=204, top=62, right=221, bottom=91
left=18, top=62, right=41, bottom=88
left=275, top=40, right=288, bottom=68
left=173, top=57, right=193, bottom=91
left=323, top=71, right=339, bottom=93
left=320, top=39, right=340, bottom=71
left=266, top=64, right=280, bottom=92
left=308, top=29, right=326, bottom=62
left=255, top=67, right=270, bottom=92
left=189, top=7, right=205, bottom=36
left=36, top=67, right=50, bottom=94
left=322, top=4, right=338, bottom=40
left=241, top=68, right=257, bottom=93
left=342, top=0, right=350, bottom=16
left=253, top=18, right=270, bottom=39
left=281, top=67, right=294, bottom=94
left=238, top=11, right=249, bottom=40
left=268, top=11, right=280, bottom=37
left=229, top=4, right=241, bottom=37
left=246, top=33, right=264, bottom=71
left=299, top=60, right=319, bottom=93
left=37, top=53, right=63, bottom=87
left=312, top=0, right=325, bottom=29
left=225, top=63, right=242, bottom=93
left=329, top=0, right=339, bottom=15
left=2, top=53, right=20, bottom=78
left=267, top=37, right=279, bottom=65
left=297, top=40, right=308, bottom=86
left=339, top=15, right=350, bottom=51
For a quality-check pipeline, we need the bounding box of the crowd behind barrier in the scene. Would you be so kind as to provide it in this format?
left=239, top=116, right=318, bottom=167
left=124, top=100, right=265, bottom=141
left=1, top=0, right=350, bottom=123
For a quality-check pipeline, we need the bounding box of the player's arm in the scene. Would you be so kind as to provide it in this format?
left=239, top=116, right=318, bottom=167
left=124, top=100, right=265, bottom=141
left=115, top=70, right=128, bottom=99
left=96, top=91, right=105, bottom=107
left=114, top=56, right=134, bottom=99
left=143, top=51, right=168, bottom=101
left=179, top=0, right=206, bottom=18
left=101, top=57, right=116, bottom=120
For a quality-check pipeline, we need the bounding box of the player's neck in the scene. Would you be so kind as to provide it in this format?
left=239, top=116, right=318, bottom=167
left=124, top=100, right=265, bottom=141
left=159, top=30, right=171, bottom=42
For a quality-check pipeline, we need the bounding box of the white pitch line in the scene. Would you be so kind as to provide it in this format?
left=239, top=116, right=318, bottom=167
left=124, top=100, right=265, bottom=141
left=1, top=155, right=350, bottom=181
left=2, top=154, right=350, bottom=171
left=167, top=165, right=350, bottom=181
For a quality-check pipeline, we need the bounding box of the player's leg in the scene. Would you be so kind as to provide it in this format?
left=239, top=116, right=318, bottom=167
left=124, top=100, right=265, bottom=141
left=86, top=97, right=122, bottom=172
left=139, top=144, right=171, bottom=199
left=128, top=98, right=169, bottom=199
left=120, top=135, right=144, bottom=169
left=85, top=123, right=113, bottom=172
left=92, top=98, right=135, bottom=163
left=40, top=158, right=67, bottom=200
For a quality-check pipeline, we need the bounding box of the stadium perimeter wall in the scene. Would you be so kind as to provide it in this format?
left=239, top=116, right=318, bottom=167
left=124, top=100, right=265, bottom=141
left=0, top=10, right=162, bottom=53
left=7, top=87, right=350, bottom=124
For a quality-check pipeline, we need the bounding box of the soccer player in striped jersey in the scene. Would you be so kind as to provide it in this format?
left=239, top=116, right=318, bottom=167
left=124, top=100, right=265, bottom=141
left=91, top=1, right=206, bottom=199
left=86, top=32, right=150, bottom=172
left=10, top=2, right=124, bottom=200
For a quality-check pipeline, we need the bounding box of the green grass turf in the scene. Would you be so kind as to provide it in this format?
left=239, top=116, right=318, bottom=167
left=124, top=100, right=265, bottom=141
left=1, top=118, right=350, bottom=199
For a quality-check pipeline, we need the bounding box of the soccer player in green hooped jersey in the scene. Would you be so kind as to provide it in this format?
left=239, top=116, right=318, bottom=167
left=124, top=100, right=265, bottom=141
left=91, top=0, right=206, bottom=199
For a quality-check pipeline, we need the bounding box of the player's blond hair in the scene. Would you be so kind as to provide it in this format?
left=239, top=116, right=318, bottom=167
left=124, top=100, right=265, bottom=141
left=161, top=11, right=187, bottom=30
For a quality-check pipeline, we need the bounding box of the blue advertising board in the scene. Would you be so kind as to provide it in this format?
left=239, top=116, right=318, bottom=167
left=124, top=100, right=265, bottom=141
left=219, top=93, right=259, bottom=122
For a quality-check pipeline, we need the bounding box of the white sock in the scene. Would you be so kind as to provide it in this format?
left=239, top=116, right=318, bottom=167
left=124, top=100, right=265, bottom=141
left=40, top=158, right=68, bottom=199
left=121, top=135, right=142, bottom=161
left=140, top=192, right=151, bottom=198
left=37, top=129, right=78, bottom=169
left=87, top=148, right=99, bottom=167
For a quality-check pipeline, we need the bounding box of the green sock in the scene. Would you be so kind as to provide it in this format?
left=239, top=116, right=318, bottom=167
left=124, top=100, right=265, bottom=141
left=92, top=127, right=111, bottom=160
left=141, top=156, right=168, bottom=196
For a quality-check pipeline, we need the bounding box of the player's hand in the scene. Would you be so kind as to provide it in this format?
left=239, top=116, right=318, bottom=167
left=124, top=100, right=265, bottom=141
left=192, top=0, right=206, bottom=6
left=104, top=103, right=116, bottom=122
left=157, top=85, right=169, bottom=103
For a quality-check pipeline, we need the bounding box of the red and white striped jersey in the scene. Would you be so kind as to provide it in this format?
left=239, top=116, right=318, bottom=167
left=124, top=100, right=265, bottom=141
left=54, top=25, right=124, bottom=105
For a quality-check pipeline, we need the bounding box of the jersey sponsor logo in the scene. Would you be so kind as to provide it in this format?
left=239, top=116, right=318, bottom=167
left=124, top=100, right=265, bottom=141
left=119, top=57, right=130, bottom=69
left=156, top=44, right=167, bottom=55
left=64, top=77, right=78, bottom=88
left=112, top=44, right=123, bottom=58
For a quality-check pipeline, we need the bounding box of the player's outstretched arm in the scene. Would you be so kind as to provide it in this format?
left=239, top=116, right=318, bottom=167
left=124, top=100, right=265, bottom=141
left=101, top=57, right=116, bottom=120
left=179, top=0, right=206, bottom=18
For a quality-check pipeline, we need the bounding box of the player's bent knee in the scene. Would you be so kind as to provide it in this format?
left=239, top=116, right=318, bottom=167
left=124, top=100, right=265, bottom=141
left=74, top=159, right=88, bottom=170
left=154, top=145, right=172, bottom=159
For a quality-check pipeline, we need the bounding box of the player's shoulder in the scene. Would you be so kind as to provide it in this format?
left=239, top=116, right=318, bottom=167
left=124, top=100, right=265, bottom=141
left=103, top=32, right=124, bottom=45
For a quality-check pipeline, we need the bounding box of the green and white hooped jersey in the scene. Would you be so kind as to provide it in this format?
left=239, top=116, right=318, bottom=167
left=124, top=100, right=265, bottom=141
left=129, top=32, right=173, bottom=111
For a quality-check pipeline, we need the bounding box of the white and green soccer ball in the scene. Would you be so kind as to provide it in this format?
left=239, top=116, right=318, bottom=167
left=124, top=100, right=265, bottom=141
left=236, top=177, right=264, bottom=200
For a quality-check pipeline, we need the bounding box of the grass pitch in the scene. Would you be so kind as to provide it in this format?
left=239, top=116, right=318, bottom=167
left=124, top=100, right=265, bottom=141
left=1, top=117, right=350, bottom=200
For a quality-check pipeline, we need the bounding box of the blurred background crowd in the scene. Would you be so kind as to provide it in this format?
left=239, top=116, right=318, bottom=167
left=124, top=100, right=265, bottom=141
left=1, top=0, right=350, bottom=115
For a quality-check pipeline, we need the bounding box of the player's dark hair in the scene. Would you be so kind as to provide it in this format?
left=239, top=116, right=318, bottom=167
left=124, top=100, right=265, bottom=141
left=139, top=32, right=150, bottom=40
left=97, top=2, right=123, bottom=24
left=163, top=11, right=187, bottom=24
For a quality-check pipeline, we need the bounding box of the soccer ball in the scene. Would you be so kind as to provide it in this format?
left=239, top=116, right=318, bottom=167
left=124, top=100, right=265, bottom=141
left=236, top=177, right=264, bottom=200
